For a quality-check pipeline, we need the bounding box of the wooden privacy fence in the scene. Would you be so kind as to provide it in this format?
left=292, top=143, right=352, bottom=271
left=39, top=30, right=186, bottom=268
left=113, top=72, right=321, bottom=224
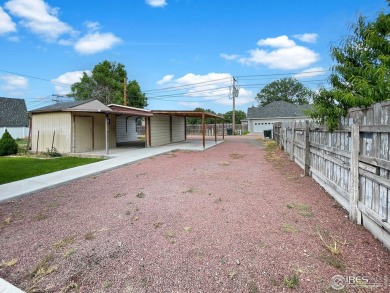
left=273, top=101, right=390, bottom=250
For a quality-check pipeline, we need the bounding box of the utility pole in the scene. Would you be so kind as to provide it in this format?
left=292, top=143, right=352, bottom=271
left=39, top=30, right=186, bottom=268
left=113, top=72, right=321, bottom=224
left=232, top=77, right=239, bottom=135
left=124, top=78, right=127, bottom=106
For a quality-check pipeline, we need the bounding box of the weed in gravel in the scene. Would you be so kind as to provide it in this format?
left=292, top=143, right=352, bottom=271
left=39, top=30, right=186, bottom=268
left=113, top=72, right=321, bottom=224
left=2, top=258, right=18, bottom=267
left=284, top=273, right=299, bottom=289
left=281, top=223, right=299, bottom=233
left=64, top=249, right=76, bottom=257
left=317, top=229, right=346, bottom=255
left=53, top=236, right=75, bottom=249
left=4, top=216, right=12, bottom=224
left=184, top=226, right=193, bottom=232
left=33, top=212, right=48, bottom=221
left=214, top=198, right=222, bottom=203
left=136, top=191, right=145, bottom=198
left=46, top=202, right=61, bottom=209
left=288, top=203, right=314, bottom=218
left=218, top=161, right=231, bottom=166
left=30, top=253, right=56, bottom=279
left=153, top=222, right=163, bottom=229
left=230, top=153, right=245, bottom=159
left=103, top=280, right=112, bottom=289
left=257, top=241, right=269, bottom=248
left=114, top=192, right=127, bottom=198
left=164, top=230, right=175, bottom=238
left=136, top=172, right=146, bottom=178
left=126, top=210, right=131, bottom=215
left=248, top=281, right=260, bottom=293
left=228, top=271, right=237, bottom=280
left=61, top=280, right=79, bottom=292
left=135, top=205, right=140, bottom=211
left=319, top=252, right=345, bottom=270
left=183, top=187, right=196, bottom=193
left=84, top=231, right=95, bottom=240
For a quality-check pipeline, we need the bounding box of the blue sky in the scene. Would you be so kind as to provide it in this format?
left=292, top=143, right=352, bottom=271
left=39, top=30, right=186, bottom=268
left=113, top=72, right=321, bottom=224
left=0, top=0, right=387, bottom=114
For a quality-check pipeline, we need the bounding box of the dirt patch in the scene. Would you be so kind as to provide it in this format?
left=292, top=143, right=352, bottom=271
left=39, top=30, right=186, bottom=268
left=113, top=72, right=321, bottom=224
left=0, top=136, right=389, bottom=292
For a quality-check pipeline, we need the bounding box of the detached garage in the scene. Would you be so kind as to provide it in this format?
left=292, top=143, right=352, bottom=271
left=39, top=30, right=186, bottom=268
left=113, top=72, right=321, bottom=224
left=30, top=100, right=116, bottom=154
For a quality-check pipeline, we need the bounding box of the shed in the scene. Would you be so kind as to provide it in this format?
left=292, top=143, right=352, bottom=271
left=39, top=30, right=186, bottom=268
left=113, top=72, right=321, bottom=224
left=243, top=101, right=310, bottom=135
left=30, top=100, right=116, bottom=153
left=0, top=97, right=29, bottom=139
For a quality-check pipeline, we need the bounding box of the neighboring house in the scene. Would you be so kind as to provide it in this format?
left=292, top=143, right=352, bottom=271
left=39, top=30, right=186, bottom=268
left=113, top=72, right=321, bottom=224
left=0, top=97, right=29, bottom=139
left=243, top=101, right=311, bottom=134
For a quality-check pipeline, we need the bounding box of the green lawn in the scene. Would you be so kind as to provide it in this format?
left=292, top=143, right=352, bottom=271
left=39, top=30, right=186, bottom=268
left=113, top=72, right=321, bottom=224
left=0, top=156, right=104, bottom=185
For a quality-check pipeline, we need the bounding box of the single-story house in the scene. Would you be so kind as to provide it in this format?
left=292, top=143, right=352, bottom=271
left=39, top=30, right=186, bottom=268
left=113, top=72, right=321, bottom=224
left=242, top=101, right=311, bottom=135
left=30, top=100, right=223, bottom=154
left=0, top=97, right=29, bottom=139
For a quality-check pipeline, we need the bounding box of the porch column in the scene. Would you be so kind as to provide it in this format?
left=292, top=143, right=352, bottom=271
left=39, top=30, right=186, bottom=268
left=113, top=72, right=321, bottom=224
left=214, top=118, right=217, bottom=143
left=202, top=113, right=205, bottom=149
left=105, top=114, right=109, bottom=155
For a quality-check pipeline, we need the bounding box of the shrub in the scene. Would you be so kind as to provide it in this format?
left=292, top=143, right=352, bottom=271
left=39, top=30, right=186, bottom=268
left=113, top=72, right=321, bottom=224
left=0, top=130, right=19, bottom=156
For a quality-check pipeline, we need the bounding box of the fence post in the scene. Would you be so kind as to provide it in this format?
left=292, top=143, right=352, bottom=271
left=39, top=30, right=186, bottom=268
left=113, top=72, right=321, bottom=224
left=350, top=123, right=361, bottom=224
left=284, top=127, right=288, bottom=153
left=290, top=121, right=295, bottom=161
left=304, top=120, right=310, bottom=176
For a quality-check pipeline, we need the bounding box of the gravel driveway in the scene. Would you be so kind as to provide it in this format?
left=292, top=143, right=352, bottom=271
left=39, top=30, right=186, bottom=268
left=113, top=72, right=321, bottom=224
left=1, top=136, right=389, bottom=292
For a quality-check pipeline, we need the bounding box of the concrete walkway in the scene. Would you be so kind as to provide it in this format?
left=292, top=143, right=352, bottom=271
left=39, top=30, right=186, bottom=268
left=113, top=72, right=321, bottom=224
left=0, top=139, right=223, bottom=203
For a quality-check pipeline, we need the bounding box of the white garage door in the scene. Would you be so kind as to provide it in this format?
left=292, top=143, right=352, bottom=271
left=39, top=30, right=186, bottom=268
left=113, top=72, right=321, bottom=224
left=253, top=121, right=273, bottom=133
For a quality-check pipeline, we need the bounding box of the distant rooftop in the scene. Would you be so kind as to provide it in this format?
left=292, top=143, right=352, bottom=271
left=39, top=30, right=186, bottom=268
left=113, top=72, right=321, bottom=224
left=0, top=97, right=28, bottom=127
left=247, top=101, right=311, bottom=119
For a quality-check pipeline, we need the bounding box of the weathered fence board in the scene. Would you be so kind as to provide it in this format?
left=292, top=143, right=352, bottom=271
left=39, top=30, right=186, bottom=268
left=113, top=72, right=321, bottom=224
left=273, top=101, right=390, bottom=250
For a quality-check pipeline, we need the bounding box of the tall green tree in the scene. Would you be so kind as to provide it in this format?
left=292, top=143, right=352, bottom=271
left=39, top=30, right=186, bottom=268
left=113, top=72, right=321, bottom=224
left=256, top=77, right=315, bottom=107
left=71, top=60, right=148, bottom=108
left=310, top=9, right=390, bottom=131
left=186, top=108, right=222, bottom=124
left=223, top=110, right=246, bottom=124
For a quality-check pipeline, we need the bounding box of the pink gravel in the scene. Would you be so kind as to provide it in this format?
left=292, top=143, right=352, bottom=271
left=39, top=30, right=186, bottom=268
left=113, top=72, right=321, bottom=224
left=1, top=135, right=389, bottom=292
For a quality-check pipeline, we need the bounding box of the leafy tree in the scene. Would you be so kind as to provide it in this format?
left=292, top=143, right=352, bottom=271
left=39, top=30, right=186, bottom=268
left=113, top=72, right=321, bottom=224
left=256, top=77, right=315, bottom=107
left=0, top=130, right=18, bottom=156
left=186, top=108, right=221, bottom=124
left=223, top=110, right=246, bottom=124
left=310, top=9, right=390, bottom=131
left=71, top=60, right=148, bottom=108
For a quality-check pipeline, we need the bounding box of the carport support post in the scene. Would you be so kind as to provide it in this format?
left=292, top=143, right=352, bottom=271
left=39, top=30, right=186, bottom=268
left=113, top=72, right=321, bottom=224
left=222, top=121, right=225, bottom=140
left=105, top=114, right=109, bottom=155
left=202, top=113, right=205, bottom=149
left=214, top=118, right=217, bottom=143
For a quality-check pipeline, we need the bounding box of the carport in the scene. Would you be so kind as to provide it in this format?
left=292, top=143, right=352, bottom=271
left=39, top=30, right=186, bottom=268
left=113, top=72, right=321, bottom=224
left=148, top=110, right=224, bottom=149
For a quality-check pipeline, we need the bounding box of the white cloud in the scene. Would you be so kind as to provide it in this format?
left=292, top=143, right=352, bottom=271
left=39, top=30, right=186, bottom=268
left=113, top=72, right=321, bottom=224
left=0, top=7, right=16, bottom=34
left=220, top=53, right=240, bottom=61
left=146, top=0, right=167, bottom=7
left=51, top=70, right=91, bottom=95
left=223, top=35, right=320, bottom=70
left=293, top=33, right=318, bottom=43
left=5, top=0, right=75, bottom=41
left=293, top=67, right=326, bottom=79
left=157, top=74, right=174, bottom=85
left=74, top=32, right=122, bottom=54
left=85, top=21, right=100, bottom=32
left=155, top=72, right=256, bottom=107
left=0, top=74, right=28, bottom=92
left=178, top=101, right=201, bottom=108
left=257, top=35, right=295, bottom=48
